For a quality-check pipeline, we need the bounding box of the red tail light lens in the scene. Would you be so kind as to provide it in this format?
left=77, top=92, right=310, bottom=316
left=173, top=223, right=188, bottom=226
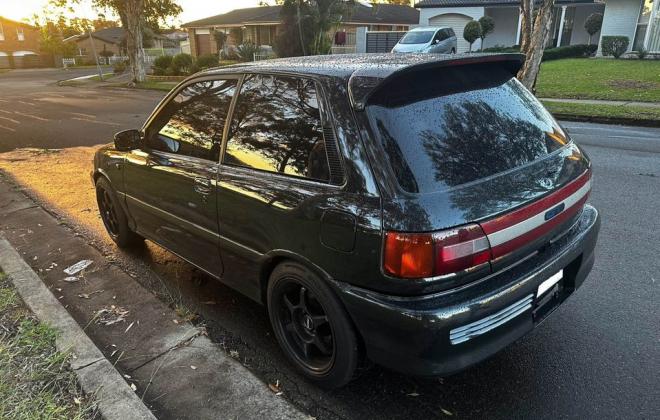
left=384, top=224, right=491, bottom=279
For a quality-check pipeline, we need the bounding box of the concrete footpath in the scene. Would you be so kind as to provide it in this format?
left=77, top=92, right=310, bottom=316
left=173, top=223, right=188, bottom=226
left=0, top=173, right=308, bottom=419
left=539, top=97, right=660, bottom=108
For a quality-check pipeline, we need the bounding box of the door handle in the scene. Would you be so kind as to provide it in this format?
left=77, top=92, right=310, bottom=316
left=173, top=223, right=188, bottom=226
left=193, top=177, right=212, bottom=195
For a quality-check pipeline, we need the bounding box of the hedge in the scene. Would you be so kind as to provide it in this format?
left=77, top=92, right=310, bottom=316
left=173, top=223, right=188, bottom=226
left=481, top=44, right=597, bottom=61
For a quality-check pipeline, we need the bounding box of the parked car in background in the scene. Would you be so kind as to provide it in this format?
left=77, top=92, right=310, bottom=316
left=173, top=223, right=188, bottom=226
left=93, top=54, right=600, bottom=389
left=392, top=26, right=457, bottom=53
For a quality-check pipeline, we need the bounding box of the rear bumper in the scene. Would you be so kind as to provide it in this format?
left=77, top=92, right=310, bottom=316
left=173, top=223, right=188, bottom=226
left=334, top=204, right=600, bottom=376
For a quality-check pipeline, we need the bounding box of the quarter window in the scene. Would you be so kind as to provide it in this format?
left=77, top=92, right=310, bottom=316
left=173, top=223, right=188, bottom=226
left=146, top=79, right=237, bottom=161
left=224, top=75, right=330, bottom=182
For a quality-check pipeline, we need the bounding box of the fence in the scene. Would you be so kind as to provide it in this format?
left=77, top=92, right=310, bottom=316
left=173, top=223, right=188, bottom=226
left=62, top=58, right=76, bottom=67
left=365, top=31, right=407, bottom=53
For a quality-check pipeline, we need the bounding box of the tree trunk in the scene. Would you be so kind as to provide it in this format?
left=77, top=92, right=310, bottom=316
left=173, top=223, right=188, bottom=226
left=519, top=1, right=533, bottom=52
left=123, top=0, right=146, bottom=83
left=517, top=0, right=555, bottom=90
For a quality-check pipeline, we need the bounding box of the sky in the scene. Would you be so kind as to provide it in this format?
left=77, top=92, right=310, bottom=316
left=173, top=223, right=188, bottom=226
left=0, top=0, right=264, bottom=26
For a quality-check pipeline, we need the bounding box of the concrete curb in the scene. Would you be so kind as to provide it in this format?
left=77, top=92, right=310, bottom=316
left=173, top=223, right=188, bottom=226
left=0, top=237, right=157, bottom=420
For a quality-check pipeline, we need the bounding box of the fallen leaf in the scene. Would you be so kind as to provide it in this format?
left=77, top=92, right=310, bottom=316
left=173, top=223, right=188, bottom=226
left=73, top=397, right=81, bottom=405
left=130, top=383, right=137, bottom=392
left=229, top=350, right=239, bottom=358
left=440, top=408, right=453, bottom=416
left=190, top=365, right=197, bottom=370
left=407, top=392, right=420, bottom=397
left=124, top=322, right=135, bottom=333
left=78, top=293, right=90, bottom=299
left=123, top=374, right=132, bottom=379
left=63, top=277, right=79, bottom=283
left=202, top=301, right=216, bottom=305
left=172, top=319, right=179, bottom=324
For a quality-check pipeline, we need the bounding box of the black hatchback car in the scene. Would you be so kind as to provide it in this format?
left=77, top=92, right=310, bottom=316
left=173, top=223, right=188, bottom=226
left=93, top=54, right=600, bottom=389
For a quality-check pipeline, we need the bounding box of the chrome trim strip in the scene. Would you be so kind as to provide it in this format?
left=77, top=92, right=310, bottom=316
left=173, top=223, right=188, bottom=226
left=449, top=293, right=534, bottom=345
left=487, top=180, right=591, bottom=247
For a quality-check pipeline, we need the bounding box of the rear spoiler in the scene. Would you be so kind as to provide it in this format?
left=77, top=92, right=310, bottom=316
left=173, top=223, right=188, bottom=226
left=348, top=53, right=525, bottom=111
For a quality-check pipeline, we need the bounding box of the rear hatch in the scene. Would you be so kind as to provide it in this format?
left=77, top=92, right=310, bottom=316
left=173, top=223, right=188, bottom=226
left=362, top=57, right=591, bottom=290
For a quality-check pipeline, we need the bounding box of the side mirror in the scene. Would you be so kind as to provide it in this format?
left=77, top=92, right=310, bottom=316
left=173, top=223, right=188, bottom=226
left=114, top=129, right=141, bottom=151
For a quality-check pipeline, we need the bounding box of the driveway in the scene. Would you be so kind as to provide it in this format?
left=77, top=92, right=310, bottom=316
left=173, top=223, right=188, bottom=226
left=0, top=70, right=658, bottom=419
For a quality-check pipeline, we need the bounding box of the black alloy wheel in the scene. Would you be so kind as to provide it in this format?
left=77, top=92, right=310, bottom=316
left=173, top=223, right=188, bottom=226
left=95, top=177, right=143, bottom=248
left=267, top=262, right=361, bottom=389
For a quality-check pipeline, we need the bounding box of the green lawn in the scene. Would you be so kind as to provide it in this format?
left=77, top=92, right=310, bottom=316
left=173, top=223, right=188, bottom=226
left=135, top=80, right=178, bottom=91
left=543, top=100, right=660, bottom=123
left=0, top=271, right=96, bottom=419
left=536, top=58, right=660, bottom=102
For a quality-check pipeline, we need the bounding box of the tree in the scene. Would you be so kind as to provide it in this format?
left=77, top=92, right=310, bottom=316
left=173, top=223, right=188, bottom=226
left=463, top=20, right=481, bottom=52
left=517, top=0, right=556, bottom=90
left=38, top=21, right=77, bottom=58
left=584, top=12, right=603, bottom=45
left=275, top=0, right=353, bottom=57
left=478, top=15, right=495, bottom=49
left=52, top=0, right=181, bottom=83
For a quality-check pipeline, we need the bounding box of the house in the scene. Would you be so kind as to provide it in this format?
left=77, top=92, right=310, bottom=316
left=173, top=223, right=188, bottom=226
left=0, top=16, right=45, bottom=68
left=181, top=4, right=419, bottom=57
left=64, top=27, right=181, bottom=63
left=415, top=0, right=659, bottom=55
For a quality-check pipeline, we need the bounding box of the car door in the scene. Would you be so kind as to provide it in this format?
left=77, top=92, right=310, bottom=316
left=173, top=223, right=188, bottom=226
left=215, top=74, right=345, bottom=301
left=123, top=77, right=239, bottom=277
left=429, top=30, right=444, bottom=53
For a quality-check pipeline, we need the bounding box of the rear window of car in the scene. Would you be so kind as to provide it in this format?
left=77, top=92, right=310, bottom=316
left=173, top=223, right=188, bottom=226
left=366, top=65, right=568, bottom=194
left=399, top=31, right=434, bottom=44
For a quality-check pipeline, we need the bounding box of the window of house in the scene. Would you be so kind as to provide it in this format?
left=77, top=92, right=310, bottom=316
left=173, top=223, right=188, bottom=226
left=224, top=75, right=330, bottom=183
left=146, top=79, right=238, bottom=161
left=17, top=27, right=25, bottom=41
left=633, top=0, right=654, bottom=50
left=0, top=23, right=5, bottom=41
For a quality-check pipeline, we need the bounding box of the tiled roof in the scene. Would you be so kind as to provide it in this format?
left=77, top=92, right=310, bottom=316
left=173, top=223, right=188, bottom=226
left=182, top=4, right=419, bottom=28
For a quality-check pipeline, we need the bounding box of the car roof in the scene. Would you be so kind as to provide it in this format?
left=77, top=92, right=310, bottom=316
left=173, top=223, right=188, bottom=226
left=408, top=26, right=448, bottom=32
left=199, top=53, right=524, bottom=109
left=201, top=53, right=516, bottom=80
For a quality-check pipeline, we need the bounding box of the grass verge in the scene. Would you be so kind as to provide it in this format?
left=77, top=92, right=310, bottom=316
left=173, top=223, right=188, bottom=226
left=0, top=270, right=97, bottom=419
left=536, top=58, right=660, bottom=102
left=135, top=80, right=178, bottom=91
left=543, top=100, right=660, bottom=125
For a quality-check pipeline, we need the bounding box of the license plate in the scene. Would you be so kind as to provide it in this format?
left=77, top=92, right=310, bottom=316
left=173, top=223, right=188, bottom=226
left=537, top=269, right=563, bottom=297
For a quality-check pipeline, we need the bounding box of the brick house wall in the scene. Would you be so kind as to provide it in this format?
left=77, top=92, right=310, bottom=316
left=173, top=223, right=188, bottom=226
left=0, top=17, right=43, bottom=68
left=70, top=36, right=122, bottom=62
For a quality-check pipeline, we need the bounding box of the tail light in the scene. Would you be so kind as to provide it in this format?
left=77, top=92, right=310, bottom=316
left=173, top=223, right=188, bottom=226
left=384, top=224, right=491, bottom=279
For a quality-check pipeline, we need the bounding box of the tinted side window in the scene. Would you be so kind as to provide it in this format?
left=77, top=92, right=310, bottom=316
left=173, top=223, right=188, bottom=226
left=224, top=75, right=330, bottom=182
left=438, top=30, right=449, bottom=41
left=146, top=79, right=237, bottom=161
left=447, top=28, right=455, bottom=37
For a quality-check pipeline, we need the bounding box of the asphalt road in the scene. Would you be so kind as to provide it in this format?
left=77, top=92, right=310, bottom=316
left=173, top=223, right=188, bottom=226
left=1, top=68, right=658, bottom=419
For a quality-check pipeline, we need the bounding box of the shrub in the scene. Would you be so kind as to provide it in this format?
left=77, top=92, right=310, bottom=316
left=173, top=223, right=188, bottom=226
left=463, top=20, right=482, bottom=52
left=195, top=54, right=220, bottom=70
left=236, top=42, right=261, bottom=62
left=152, top=55, right=173, bottom=75
left=584, top=12, right=603, bottom=45
left=113, top=61, right=127, bottom=74
left=541, top=44, right=598, bottom=61
left=170, top=53, right=193, bottom=75
left=601, top=36, right=629, bottom=58
left=482, top=44, right=520, bottom=53
left=478, top=16, right=495, bottom=45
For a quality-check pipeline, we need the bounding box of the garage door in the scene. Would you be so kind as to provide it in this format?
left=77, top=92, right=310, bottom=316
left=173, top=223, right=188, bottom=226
left=429, top=13, right=473, bottom=53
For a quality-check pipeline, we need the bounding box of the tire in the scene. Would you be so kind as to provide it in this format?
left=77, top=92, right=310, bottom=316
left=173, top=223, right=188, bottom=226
left=95, top=177, right=143, bottom=248
left=267, top=261, right=360, bottom=389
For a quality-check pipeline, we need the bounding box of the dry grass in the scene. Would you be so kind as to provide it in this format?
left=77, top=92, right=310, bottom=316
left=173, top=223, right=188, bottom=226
left=0, top=271, right=98, bottom=419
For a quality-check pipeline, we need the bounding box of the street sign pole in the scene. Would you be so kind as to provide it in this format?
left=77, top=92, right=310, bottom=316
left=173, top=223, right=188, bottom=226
left=88, top=31, right=104, bottom=81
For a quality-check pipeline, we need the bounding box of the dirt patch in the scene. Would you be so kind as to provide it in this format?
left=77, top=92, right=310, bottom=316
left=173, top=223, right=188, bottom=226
left=0, top=146, right=102, bottom=236
left=608, top=79, right=660, bottom=90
